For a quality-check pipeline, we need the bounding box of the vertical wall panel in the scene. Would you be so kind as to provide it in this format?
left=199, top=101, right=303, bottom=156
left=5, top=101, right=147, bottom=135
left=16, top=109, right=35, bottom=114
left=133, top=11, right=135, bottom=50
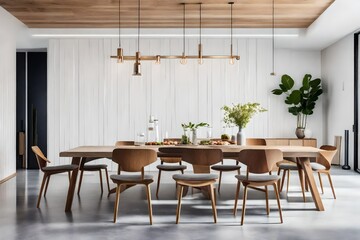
left=48, top=38, right=323, bottom=170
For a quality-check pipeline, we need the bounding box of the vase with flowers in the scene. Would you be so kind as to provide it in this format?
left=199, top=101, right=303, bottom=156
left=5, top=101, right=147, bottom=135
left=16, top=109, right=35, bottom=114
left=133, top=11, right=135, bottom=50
left=222, top=103, right=267, bottom=145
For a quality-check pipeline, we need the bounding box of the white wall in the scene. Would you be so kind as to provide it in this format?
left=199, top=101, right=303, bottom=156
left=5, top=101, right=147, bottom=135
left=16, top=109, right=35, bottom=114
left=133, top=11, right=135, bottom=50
left=48, top=38, right=322, bottom=170
left=321, top=33, right=354, bottom=166
left=0, top=8, right=23, bottom=181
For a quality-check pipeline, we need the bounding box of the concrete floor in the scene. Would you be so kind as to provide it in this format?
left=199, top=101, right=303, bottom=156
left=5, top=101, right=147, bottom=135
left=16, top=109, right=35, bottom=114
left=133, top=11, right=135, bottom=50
left=1, top=167, right=360, bottom=240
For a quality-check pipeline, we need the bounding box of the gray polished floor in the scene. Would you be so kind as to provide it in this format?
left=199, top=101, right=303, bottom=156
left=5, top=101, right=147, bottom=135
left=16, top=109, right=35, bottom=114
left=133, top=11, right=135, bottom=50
left=1, top=167, right=360, bottom=240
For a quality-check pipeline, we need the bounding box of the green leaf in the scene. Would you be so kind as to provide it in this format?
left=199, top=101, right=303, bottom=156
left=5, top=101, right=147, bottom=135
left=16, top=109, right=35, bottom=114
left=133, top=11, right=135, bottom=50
left=287, top=90, right=301, bottom=105
left=302, top=74, right=311, bottom=90
left=288, top=106, right=299, bottom=116
left=309, top=78, right=321, bottom=88
left=279, top=84, right=287, bottom=92
left=281, top=75, right=294, bottom=90
left=272, top=89, right=283, bottom=95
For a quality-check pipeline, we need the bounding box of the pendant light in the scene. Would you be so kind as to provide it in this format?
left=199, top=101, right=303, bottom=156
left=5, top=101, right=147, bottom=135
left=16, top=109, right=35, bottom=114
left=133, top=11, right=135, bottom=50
left=180, top=3, right=187, bottom=65
left=116, top=0, right=123, bottom=63
left=198, top=3, right=203, bottom=65
left=133, top=0, right=142, bottom=76
left=229, top=2, right=235, bottom=65
left=270, top=0, right=276, bottom=76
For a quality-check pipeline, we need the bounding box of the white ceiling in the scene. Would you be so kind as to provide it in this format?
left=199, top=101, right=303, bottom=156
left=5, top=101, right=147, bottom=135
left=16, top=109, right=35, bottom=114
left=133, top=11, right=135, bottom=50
left=9, top=0, right=360, bottom=51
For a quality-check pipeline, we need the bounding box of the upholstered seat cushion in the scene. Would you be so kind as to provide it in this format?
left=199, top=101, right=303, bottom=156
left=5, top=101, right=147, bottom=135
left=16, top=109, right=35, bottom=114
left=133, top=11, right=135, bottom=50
left=110, top=174, right=153, bottom=183
left=157, top=164, right=187, bottom=171
left=173, top=173, right=218, bottom=181
left=310, top=162, right=326, bottom=171
left=235, top=174, right=280, bottom=182
left=43, top=164, right=78, bottom=172
left=211, top=165, right=241, bottom=171
left=82, top=164, right=107, bottom=170
left=278, top=163, right=298, bottom=170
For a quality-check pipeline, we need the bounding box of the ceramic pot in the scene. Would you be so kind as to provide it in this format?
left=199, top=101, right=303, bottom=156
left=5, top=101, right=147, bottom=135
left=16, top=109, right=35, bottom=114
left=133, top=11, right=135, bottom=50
left=295, top=127, right=305, bottom=139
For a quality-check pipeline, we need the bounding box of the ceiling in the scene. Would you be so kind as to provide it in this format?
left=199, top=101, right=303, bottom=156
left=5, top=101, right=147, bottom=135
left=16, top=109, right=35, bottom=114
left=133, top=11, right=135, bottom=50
left=0, top=0, right=334, bottom=28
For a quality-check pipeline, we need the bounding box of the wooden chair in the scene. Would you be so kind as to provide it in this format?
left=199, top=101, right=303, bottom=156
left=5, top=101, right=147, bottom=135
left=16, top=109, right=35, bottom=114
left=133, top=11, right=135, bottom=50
left=311, top=145, right=337, bottom=199
left=277, top=160, right=306, bottom=201
left=111, top=148, right=157, bottom=224
left=159, top=147, right=222, bottom=224
left=77, top=157, right=110, bottom=195
left=31, top=146, right=78, bottom=208
left=114, top=141, right=135, bottom=174
left=156, top=139, right=186, bottom=199
left=233, top=149, right=283, bottom=225
left=210, top=139, right=241, bottom=193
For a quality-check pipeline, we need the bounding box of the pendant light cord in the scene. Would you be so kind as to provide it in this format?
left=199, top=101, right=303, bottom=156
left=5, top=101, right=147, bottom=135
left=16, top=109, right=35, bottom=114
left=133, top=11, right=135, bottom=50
left=118, top=0, right=121, bottom=48
left=199, top=3, right=202, bottom=45
left=230, top=2, right=233, bottom=53
left=272, top=0, right=275, bottom=73
left=137, top=0, right=140, bottom=52
left=183, top=3, right=186, bottom=54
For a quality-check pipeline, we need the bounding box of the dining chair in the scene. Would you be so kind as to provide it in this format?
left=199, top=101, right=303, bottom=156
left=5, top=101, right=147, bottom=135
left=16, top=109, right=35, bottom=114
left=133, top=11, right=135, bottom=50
left=233, top=149, right=283, bottom=225
left=31, top=146, right=78, bottom=208
left=115, top=141, right=135, bottom=174
left=156, top=138, right=186, bottom=199
left=159, top=147, right=222, bottom=224
left=77, top=157, right=111, bottom=195
left=110, top=148, right=157, bottom=224
left=311, top=145, right=337, bottom=199
left=210, top=139, right=241, bottom=194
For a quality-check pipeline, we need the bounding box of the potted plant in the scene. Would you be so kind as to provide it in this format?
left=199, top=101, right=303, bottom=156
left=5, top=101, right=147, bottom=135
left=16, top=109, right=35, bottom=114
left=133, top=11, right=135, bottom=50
left=272, top=74, right=323, bottom=139
left=181, top=122, right=209, bottom=145
left=222, top=103, right=267, bottom=145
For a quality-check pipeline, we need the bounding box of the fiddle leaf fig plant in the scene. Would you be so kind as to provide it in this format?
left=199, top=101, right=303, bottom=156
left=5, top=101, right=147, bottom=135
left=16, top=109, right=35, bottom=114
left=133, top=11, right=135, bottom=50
left=272, top=74, right=323, bottom=129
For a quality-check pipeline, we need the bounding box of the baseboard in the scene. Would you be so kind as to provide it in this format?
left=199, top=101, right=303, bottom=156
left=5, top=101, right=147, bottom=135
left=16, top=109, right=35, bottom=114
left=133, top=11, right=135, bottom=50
left=0, top=172, right=16, bottom=184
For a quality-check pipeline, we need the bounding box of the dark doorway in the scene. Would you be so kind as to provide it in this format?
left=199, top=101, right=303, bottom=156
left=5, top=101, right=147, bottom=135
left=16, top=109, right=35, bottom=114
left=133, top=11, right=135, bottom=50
left=16, top=51, right=47, bottom=169
left=354, top=32, right=360, bottom=173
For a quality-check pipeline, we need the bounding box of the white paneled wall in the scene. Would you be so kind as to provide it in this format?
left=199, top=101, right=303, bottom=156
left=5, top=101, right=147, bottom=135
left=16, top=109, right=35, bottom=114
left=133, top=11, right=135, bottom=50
left=0, top=8, right=20, bottom=181
left=48, top=38, right=323, bottom=169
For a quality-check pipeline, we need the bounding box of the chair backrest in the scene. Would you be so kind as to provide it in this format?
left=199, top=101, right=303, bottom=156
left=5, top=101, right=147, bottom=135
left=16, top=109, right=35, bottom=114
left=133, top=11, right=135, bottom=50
left=246, top=138, right=266, bottom=146
left=161, top=139, right=182, bottom=163
left=318, top=145, right=337, bottom=170
left=238, top=149, right=283, bottom=174
left=31, top=146, right=51, bottom=170
left=115, top=141, right=135, bottom=147
left=112, top=148, right=157, bottom=173
left=182, top=148, right=223, bottom=173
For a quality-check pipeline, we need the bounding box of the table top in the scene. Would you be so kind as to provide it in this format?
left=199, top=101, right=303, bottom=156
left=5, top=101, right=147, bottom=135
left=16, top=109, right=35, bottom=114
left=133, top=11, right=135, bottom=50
left=60, top=145, right=322, bottom=158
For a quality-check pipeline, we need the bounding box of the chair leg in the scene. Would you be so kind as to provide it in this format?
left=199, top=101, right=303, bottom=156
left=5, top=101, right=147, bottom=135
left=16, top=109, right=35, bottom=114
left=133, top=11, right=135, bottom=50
left=218, top=171, right=223, bottom=194
left=68, top=172, right=71, bottom=182
left=113, top=184, right=121, bottom=223
left=280, top=169, right=286, bottom=192
left=273, top=183, right=283, bottom=223
left=104, top=168, right=111, bottom=193
left=176, top=185, right=184, bottom=224
left=298, top=168, right=306, bottom=202
left=233, top=181, right=241, bottom=216
left=37, top=174, right=47, bottom=208
left=77, top=170, right=84, bottom=195
left=209, top=183, right=217, bottom=223
left=286, top=170, right=290, bottom=193
left=99, top=170, right=104, bottom=194
left=156, top=170, right=162, bottom=199
left=327, top=172, right=336, bottom=199
left=277, top=168, right=281, bottom=193
left=145, top=184, right=153, bottom=225
left=44, top=175, right=51, bottom=197
left=240, top=184, right=249, bottom=226
left=318, top=172, right=324, bottom=194
left=265, top=185, right=269, bottom=215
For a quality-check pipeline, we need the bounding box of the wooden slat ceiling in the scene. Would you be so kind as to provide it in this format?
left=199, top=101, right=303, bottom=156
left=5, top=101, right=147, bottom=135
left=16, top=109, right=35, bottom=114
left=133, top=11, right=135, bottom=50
left=0, top=0, right=334, bottom=28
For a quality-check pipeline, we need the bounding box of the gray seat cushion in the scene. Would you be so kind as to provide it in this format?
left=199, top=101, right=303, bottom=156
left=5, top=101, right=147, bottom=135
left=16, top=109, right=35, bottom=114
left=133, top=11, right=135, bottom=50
left=310, top=162, right=326, bottom=171
left=236, top=174, right=280, bottom=182
left=173, top=173, right=218, bottom=181
left=43, top=164, right=78, bottom=172
left=278, top=163, right=298, bottom=170
left=82, top=164, right=107, bottom=170
left=211, top=165, right=241, bottom=171
left=110, top=174, right=153, bottom=183
left=157, top=164, right=187, bottom=171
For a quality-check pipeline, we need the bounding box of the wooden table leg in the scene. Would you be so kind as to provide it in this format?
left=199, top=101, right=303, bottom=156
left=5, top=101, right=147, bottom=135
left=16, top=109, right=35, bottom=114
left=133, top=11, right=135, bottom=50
left=299, top=157, right=324, bottom=211
left=65, top=157, right=81, bottom=212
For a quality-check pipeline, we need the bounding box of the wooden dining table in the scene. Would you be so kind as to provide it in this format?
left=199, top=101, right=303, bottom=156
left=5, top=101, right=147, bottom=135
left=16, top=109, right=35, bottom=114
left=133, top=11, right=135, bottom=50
left=60, top=145, right=325, bottom=212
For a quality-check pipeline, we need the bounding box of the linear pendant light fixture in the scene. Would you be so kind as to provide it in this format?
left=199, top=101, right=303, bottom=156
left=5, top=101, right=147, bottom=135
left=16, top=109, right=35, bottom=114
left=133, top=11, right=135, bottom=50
left=110, top=2, right=240, bottom=67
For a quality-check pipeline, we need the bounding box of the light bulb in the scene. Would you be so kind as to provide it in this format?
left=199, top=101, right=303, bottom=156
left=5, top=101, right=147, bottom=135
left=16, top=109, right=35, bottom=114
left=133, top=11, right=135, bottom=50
left=180, top=57, right=187, bottom=65
left=229, top=57, right=235, bottom=65
left=155, top=55, right=161, bottom=64
left=198, top=58, right=204, bottom=65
